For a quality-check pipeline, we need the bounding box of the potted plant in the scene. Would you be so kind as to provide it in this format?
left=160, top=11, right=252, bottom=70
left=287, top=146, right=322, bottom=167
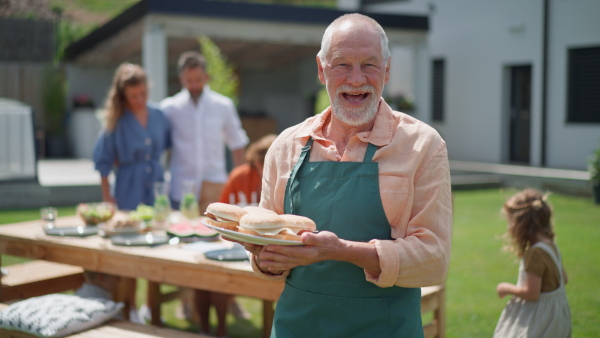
left=384, top=92, right=415, bottom=114
left=43, top=66, right=68, bottom=158
left=589, top=144, right=600, bottom=205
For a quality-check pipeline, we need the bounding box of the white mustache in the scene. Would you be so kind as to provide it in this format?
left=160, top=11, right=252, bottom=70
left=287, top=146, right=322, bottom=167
left=336, top=85, right=375, bottom=95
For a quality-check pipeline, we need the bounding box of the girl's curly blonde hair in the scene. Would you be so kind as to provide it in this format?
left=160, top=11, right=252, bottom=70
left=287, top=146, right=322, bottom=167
left=103, top=63, right=147, bottom=131
left=502, top=189, right=554, bottom=257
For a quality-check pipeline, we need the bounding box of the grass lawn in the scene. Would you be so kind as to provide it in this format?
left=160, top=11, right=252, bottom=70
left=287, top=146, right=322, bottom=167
left=1, top=189, right=599, bottom=337
left=448, top=189, right=600, bottom=337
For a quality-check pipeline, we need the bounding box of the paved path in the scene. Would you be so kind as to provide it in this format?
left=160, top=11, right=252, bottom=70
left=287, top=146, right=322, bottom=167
left=37, top=159, right=101, bottom=186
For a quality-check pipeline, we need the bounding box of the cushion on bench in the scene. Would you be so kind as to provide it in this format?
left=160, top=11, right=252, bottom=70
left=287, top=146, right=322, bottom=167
left=0, top=294, right=122, bottom=337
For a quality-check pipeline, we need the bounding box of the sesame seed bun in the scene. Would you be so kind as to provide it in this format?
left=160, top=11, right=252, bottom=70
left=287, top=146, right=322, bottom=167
left=205, top=203, right=247, bottom=222
left=242, top=206, right=277, bottom=215
left=279, top=214, right=316, bottom=232
left=239, top=213, right=286, bottom=230
left=204, top=217, right=238, bottom=231
left=238, top=213, right=316, bottom=241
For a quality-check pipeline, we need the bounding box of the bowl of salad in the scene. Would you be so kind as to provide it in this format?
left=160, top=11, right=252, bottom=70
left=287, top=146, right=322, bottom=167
left=77, top=202, right=116, bottom=225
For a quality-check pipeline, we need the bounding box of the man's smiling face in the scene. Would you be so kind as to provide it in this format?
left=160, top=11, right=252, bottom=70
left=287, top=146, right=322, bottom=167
left=317, top=21, right=390, bottom=126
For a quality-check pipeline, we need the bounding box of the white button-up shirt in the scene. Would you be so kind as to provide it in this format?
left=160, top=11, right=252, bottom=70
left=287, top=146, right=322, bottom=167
left=160, top=87, right=249, bottom=202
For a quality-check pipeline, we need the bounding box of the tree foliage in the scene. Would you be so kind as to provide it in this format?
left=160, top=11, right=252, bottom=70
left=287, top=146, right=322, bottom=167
left=198, top=35, right=240, bottom=105
left=314, top=86, right=330, bottom=115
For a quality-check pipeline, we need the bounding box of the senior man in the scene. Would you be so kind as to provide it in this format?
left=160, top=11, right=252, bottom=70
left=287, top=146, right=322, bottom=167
left=245, top=13, right=452, bottom=337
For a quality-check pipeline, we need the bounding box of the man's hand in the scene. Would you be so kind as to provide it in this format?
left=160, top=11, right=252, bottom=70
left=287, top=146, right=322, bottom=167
left=253, top=231, right=343, bottom=272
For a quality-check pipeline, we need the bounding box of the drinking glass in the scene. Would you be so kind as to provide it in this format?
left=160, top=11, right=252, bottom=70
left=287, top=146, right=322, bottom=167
left=153, top=182, right=171, bottom=227
left=180, top=180, right=199, bottom=220
left=40, top=207, right=57, bottom=230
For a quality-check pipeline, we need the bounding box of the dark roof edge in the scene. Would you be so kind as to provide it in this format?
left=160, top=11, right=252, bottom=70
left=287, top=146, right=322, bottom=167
left=64, top=1, right=149, bottom=61
left=65, top=0, right=428, bottom=61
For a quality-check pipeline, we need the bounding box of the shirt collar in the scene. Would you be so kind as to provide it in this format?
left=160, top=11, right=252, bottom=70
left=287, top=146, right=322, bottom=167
left=180, top=85, right=211, bottom=104
left=296, top=97, right=395, bottom=147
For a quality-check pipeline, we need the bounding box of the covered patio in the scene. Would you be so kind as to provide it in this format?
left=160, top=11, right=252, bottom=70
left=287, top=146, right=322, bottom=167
left=64, top=0, right=430, bottom=138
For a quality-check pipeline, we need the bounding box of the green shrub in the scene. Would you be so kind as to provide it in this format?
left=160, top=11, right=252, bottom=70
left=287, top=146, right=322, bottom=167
left=199, top=35, right=239, bottom=105
left=588, top=145, right=600, bottom=186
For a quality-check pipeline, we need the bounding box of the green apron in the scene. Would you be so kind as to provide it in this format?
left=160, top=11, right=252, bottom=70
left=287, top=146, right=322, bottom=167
left=272, top=138, right=423, bottom=338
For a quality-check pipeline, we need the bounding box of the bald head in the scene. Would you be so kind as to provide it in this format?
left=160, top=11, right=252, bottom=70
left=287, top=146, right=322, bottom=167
left=317, top=13, right=390, bottom=62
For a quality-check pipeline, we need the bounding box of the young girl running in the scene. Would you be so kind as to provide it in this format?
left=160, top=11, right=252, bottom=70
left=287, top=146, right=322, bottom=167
left=494, top=189, right=571, bottom=338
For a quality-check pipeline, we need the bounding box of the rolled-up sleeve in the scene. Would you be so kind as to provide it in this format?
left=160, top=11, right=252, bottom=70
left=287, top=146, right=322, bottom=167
left=367, top=142, right=452, bottom=288
left=92, top=130, right=116, bottom=178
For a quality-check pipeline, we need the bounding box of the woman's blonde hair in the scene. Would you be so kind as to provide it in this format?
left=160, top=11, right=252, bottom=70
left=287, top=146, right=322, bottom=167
left=103, top=63, right=147, bottom=131
left=245, top=134, right=277, bottom=168
left=502, top=189, right=554, bottom=257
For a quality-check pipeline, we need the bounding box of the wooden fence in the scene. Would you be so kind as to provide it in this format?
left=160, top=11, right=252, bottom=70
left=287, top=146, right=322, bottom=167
left=0, top=62, right=48, bottom=129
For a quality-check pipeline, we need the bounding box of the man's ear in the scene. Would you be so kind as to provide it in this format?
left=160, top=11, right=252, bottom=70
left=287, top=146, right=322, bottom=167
left=316, top=56, right=326, bottom=84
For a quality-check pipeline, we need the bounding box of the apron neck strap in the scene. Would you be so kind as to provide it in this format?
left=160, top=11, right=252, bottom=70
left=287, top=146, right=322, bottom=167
left=363, top=143, right=378, bottom=162
left=286, top=138, right=314, bottom=212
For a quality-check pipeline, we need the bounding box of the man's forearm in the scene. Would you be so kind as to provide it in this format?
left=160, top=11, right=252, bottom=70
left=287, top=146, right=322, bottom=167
left=336, top=240, right=381, bottom=276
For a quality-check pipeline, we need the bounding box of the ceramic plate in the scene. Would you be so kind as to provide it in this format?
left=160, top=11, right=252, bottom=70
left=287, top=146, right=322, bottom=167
left=202, top=220, right=303, bottom=246
left=44, top=226, right=98, bottom=237
left=98, top=222, right=144, bottom=237
left=110, top=232, right=170, bottom=246
left=204, top=244, right=249, bottom=262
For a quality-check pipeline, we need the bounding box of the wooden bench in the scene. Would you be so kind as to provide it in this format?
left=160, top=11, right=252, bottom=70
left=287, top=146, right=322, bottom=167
left=0, top=303, right=211, bottom=338
left=0, top=261, right=85, bottom=302
left=421, top=285, right=446, bottom=338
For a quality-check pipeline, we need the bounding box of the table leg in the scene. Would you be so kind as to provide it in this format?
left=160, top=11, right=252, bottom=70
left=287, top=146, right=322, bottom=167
left=147, top=281, right=162, bottom=326
left=116, top=277, right=136, bottom=321
left=262, top=300, right=274, bottom=338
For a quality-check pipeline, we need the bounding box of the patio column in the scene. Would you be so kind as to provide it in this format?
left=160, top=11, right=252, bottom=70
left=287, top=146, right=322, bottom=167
left=412, top=39, right=431, bottom=124
left=142, top=18, right=167, bottom=103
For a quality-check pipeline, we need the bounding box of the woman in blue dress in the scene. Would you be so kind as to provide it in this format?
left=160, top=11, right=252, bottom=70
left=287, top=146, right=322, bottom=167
left=93, top=63, right=170, bottom=211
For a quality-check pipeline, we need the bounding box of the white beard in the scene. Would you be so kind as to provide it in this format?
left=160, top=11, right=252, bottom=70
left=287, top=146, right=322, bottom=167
left=330, top=84, right=380, bottom=126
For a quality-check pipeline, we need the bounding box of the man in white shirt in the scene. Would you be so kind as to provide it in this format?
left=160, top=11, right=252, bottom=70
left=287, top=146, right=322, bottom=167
left=160, top=51, right=249, bottom=212
left=159, top=51, right=248, bottom=337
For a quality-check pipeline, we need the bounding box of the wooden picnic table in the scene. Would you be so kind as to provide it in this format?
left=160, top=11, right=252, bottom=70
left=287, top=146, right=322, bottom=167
left=0, top=216, right=283, bottom=338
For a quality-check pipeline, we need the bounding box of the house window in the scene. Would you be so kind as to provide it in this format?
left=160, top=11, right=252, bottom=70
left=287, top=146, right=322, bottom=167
left=431, top=59, right=445, bottom=122
left=567, top=46, right=600, bottom=123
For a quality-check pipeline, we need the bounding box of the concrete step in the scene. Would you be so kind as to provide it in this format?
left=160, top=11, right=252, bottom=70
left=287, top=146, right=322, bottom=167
left=0, top=181, right=102, bottom=209
left=451, top=174, right=503, bottom=190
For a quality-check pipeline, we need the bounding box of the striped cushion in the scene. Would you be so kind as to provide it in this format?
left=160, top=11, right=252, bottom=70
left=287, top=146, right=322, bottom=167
left=0, top=294, right=123, bottom=337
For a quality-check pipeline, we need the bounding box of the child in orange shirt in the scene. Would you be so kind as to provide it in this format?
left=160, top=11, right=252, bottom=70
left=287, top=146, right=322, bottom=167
left=219, top=134, right=277, bottom=206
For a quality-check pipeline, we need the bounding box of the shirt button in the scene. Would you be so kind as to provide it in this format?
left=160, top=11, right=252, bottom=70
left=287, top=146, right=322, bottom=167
left=146, top=166, right=152, bottom=173
left=145, top=138, right=151, bottom=145
left=145, top=154, right=151, bottom=161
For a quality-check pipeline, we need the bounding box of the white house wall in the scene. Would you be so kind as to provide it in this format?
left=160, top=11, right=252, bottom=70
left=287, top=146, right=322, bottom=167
left=366, top=0, right=600, bottom=170
left=66, top=64, right=116, bottom=113
left=546, top=0, right=600, bottom=170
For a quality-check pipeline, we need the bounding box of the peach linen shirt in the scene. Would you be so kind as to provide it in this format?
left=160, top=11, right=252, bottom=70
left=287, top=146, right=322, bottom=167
left=253, top=99, right=453, bottom=288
